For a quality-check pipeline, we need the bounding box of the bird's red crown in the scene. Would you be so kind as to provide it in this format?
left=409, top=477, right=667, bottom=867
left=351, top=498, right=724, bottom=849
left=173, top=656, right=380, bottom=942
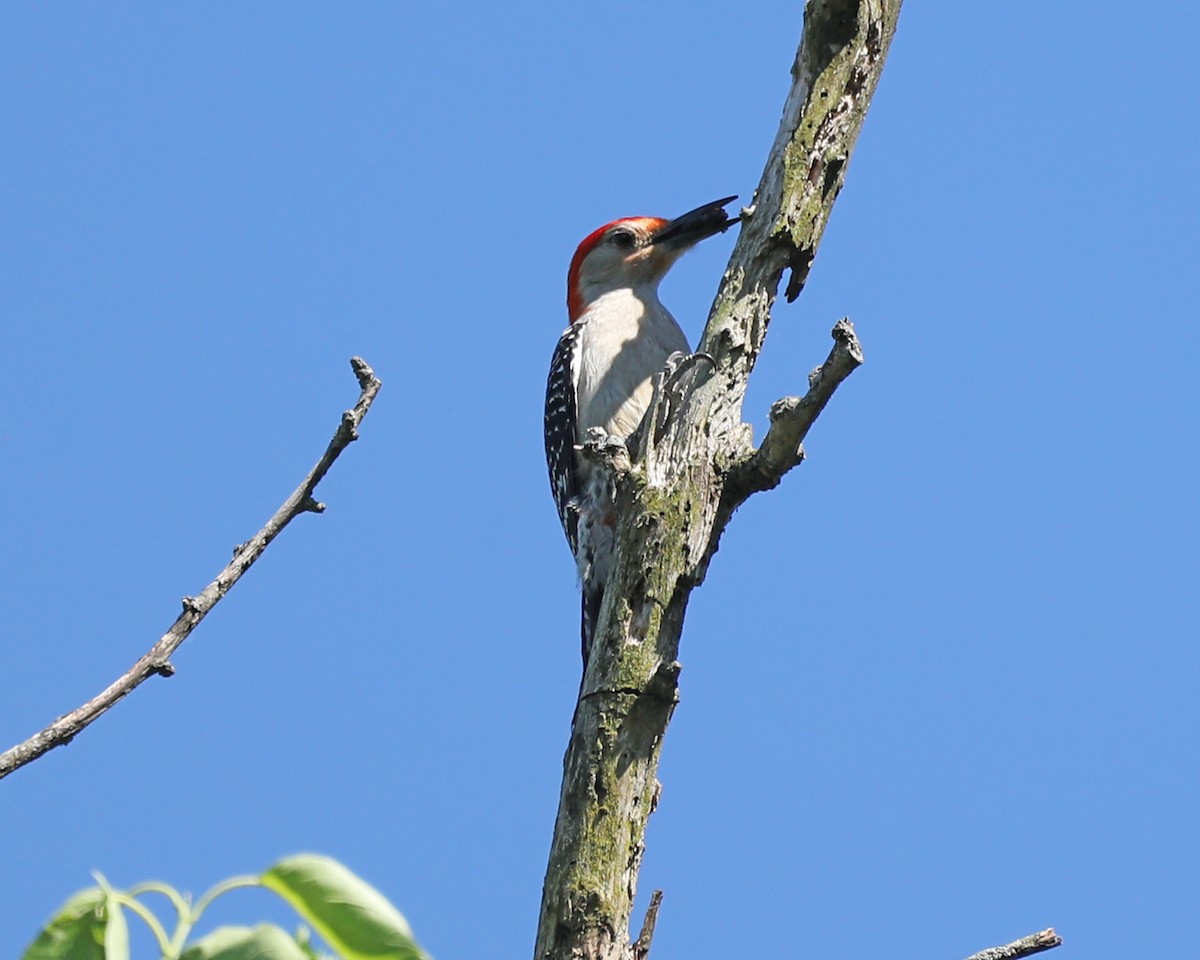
left=566, top=216, right=667, bottom=322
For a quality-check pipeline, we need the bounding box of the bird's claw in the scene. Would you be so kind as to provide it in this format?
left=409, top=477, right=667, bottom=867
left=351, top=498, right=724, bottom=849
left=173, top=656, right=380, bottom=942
left=662, top=352, right=715, bottom=398
left=662, top=350, right=716, bottom=394
left=639, top=351, right=717, bottom=453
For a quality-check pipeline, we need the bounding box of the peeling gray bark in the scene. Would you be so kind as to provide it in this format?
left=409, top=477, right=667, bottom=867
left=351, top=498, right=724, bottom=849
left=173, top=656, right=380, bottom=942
left=534, top=3, right=904, bottom=959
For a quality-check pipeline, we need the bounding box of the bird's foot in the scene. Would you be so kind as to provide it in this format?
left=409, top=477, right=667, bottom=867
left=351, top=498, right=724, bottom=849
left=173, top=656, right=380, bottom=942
left=645, top=351, right=717, bottom=447
left=662, top=350, right=716, bottom=390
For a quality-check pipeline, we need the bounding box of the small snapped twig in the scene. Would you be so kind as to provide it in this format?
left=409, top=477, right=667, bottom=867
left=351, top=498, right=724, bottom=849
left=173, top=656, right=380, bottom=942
left=963, top=928, right=1063, bottom=960
left=0, top=357, right=383, bottom=782
left=632, top=890, right=663, bottom=960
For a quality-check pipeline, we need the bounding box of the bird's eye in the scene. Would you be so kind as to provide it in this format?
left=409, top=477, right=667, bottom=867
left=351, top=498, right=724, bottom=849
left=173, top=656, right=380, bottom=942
left=609, top=230, right=636, bottom=250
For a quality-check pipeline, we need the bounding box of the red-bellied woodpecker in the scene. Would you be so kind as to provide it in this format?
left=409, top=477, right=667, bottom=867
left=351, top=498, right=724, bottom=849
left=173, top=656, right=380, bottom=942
left=544, top=196, right=739, bottom=667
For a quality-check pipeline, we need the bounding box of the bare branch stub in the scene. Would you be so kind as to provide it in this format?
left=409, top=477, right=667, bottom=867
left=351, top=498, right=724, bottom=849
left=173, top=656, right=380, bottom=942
left=725, top=317, right=864, bottom=502
left=632, top=891, right=663, bottom=960
left=0, top=357, right=383, bottom=782
left=963, top=928, right=1063, bottom=960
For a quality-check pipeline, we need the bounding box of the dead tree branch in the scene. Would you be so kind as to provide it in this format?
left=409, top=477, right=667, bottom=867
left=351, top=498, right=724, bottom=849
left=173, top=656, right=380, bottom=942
left=726, top=316, right=863, bottom=501
left=963, top=929, right=1063, bottom=960
left=534, top=3, right=903, bottom=958
left=0, top=357, right=382, bottom=782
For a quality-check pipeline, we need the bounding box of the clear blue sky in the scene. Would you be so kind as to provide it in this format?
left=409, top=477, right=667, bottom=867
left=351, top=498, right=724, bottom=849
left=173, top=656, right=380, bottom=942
left=2, top=3, right=1197, bottom=957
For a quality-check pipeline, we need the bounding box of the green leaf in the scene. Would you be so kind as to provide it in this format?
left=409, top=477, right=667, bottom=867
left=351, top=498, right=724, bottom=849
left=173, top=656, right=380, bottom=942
left=180, top=925, right=309, bottom=960
left=22, top=888, right=107, bottom=960
left=260, top=855, right=429, bottom=960
left=291, top=927, right=329, bottom=960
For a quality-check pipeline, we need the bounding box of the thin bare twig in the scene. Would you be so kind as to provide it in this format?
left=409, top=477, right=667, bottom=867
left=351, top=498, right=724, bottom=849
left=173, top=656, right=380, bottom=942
left=0, top=357, right=382, bottom=781
left=963, top=928, right=1063, bottom=960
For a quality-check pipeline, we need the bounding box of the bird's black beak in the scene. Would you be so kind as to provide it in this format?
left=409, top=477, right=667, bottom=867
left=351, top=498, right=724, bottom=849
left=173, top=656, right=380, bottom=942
left=650, top=196, right=739, bottom=250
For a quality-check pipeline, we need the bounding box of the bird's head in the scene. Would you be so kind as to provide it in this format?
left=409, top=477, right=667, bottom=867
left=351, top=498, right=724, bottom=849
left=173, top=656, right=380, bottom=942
left=566, top=196, right=739, bottom=321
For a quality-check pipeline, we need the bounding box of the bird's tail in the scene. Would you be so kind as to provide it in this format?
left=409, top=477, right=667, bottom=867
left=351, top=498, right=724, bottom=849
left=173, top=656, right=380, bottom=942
left=581, top=585, right=602, bottom=673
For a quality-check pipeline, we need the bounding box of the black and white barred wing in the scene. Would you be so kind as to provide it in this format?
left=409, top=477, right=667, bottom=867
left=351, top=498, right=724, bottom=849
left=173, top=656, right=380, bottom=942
left=544, top=323, right=581, bottom=556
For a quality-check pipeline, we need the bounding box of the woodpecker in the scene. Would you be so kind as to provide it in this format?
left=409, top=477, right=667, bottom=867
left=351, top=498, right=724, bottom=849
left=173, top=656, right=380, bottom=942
left=544, top=196, right=739, bottom=667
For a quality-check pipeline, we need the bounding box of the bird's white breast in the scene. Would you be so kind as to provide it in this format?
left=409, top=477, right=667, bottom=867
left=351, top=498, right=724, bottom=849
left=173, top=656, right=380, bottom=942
left=573, top=287, right=690, bottom=443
